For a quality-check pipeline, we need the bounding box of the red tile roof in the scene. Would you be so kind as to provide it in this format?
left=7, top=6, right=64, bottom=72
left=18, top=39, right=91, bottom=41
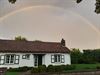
left=0, top=40, right=70, bottom=53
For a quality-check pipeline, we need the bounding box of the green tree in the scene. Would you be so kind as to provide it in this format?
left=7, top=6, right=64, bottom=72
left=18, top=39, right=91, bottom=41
left=71, top=48, right=83, bottom=64
left=8, top=0, right=16, bottom=4
left=77, top=0, right=100, bottom=14
left=15, top=36, right=27, bottom=41
left=8, top=0, right=100, bottom=14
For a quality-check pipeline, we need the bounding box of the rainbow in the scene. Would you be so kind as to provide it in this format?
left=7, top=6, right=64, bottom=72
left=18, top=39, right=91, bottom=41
left=0, top=5, right=100, bottom=35
left=0, top=5, right=100, bottom=48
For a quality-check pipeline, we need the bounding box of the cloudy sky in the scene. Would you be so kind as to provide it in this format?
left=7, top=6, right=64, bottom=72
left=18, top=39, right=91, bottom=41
left=0, top=0, right=100, bottom=49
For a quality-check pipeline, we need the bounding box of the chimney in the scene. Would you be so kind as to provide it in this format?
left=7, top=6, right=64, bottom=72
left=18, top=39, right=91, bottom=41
left=61, top=38, right=66, bottom=46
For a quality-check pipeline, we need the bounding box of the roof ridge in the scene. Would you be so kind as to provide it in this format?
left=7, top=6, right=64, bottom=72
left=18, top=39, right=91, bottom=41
left=0, top=39, right=61, bottom=44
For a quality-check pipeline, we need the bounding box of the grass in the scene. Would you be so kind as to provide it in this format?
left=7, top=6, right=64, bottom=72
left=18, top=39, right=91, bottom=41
left=5, top=64, right=100, bottom=74
left=64, top=64, right=100, bottom=73
left=5, top=72, right=20, bottom=75
left=74, top=64, right=100, bottom=70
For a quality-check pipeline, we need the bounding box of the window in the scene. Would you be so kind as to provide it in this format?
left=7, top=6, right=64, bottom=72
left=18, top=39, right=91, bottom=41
left=15, top=55, right=20, bottom=64
left=61, top=55, right=65, bottom=63
left=22, top=54, right=30, bottom=59
left=51, top=55, right=65, bottom=63
left=5, top=55, right=15, bottom=64
left=0, top=55, right=5, bottom=65
left=0, top=55, right=20, bottom=65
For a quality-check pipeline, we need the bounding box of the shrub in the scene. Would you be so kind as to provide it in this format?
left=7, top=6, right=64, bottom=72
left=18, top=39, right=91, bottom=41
left=46, top=65, right=55, bottom=72
left=96, top=66, right=100, bottom=69
left=47, top=65, right=64, bottom=72
left=64, top=65, right=76, bottom=70
left=7, top=66, right=32, bottom=72
left=31, top=67, right=39, bottom=73
left=38, top=65, right=46, bottom=73
left=31, top=65, right=46, bottom=73
left=54, top=65, right=63, bottom=72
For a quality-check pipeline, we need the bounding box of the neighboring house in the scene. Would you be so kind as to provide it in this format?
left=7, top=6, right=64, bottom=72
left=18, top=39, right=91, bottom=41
left=0, top=39, right=71, bottom=68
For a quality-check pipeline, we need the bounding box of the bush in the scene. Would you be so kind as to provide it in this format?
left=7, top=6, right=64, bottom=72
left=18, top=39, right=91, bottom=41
left=54, top=65, right=63, bottom=72
left=38, top=65, right=46, bottom=73
left=8, top=66, right=32, bottom=72
left=47, top=65, right=64, bottom=72
left=31, top=65, right=46, bottom=73
left=64, top=65, right=76, bottom=70
left=46, top=65, right=55, bottom=72
left=31, top=67, right=39, bottom=73
left=96, top=66, right=100, bottom=69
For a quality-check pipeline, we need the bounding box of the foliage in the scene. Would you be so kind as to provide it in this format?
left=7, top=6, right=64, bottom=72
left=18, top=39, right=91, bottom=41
left=31, top=67, right=39, bottom=73
left=76, top=0, right=82, bottom=3
left=8, top=0, right=16, bottom=4
left=71, top=48, right=100, bottom=64
left=31, top=65, right=46, bottom=73
left=6, top=72, right=19, bottom=75
left=77, top=0, right=100, bottom=14
left=7, top=66, right=32, bottom=72
left=8, top=0, right=100, bottom=14
left=46, top=65, right=55, bottom=72
left=71, top=48, right=83, bottom=64
left=15, top=36, right=27, bottom=41
left=64, top=65, right=76, bottom=70
left=38, top=65, right=46, bottom=72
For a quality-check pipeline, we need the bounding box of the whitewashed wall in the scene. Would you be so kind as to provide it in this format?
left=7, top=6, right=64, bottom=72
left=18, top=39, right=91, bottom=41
left=44, top=53, right=71, bottom=66
left=0, top=53, right=34, bottom=68
left=0, top=53, right=71, bottom=68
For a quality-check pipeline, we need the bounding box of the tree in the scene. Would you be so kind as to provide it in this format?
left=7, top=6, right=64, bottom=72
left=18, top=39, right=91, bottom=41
left=71, top=48, right=83, bottom=64
left=15, top=36, right=27, bottom=41
left=8, top=0, right=16, bottom=4
left=8, top=0, right=100, bottom=14
left=77, top=0, right=100, bottom=14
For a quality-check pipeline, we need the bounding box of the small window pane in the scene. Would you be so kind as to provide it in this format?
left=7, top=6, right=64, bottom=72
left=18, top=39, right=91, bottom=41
left=54, top=55, right=57, bottom=62
left=15, top=60, right=19, bottom=64
left=15, top=56, right=19, bottom=59
left=1, top=56, right=4, bottom=60
left=58, top=55, right=61, bottom=62
left=51, top=55, right=54, bottom=63
left=22, top=55, right=26, bottom=59
left=0, top=60, right=4, bottom=64
left=26, top=54, right=30, bottom=59
left=61, top=55, right=65, bottom=63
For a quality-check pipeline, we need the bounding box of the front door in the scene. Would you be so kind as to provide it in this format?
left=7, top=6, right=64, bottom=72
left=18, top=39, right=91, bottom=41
left=34, top=55, right=42, bottom=67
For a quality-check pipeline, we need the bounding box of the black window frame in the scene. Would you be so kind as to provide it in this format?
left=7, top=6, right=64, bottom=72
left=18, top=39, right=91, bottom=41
left=14, top=55, right=20, bottom=64
left=61, top=55, right=65, bottom=63
left=0, top=55, right=5, bottom=65
left=0, top=54, right=20, bottom=65
left=51, top=55, right=55, bottom=63
left=5, top=54, right=15, bottom=64
left=22, top=54, right=30, bottom=60
left=51, top=54, right=65, bottom=63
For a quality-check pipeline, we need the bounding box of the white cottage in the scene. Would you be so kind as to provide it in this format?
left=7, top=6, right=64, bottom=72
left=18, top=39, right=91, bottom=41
left=0, top=39, right=71, bottom=68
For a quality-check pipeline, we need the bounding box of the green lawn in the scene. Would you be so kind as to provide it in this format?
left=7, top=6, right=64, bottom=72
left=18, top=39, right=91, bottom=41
left=65, top=64, right=100, bottom=73
left=5, top=64, right=100, bottom=74
left=74, top=64, right=100, bottom=70
left=5, top=72, right=19, bottom=75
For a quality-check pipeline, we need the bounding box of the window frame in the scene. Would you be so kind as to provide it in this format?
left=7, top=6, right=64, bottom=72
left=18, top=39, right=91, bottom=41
left=0, top=54, right=20, bottom=65
left=51, top=54, right=65, bottom=63
left=0, top=55, right=5, bottom=65
left=61, top=55, right=65, bottom=63
left=5, top=54, right=15, bottom=64
left=14, top=55, right=20, bottom=64
left=22, top=54, right=30, bottom=60
left=51, top=55, right=55, bottom=63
